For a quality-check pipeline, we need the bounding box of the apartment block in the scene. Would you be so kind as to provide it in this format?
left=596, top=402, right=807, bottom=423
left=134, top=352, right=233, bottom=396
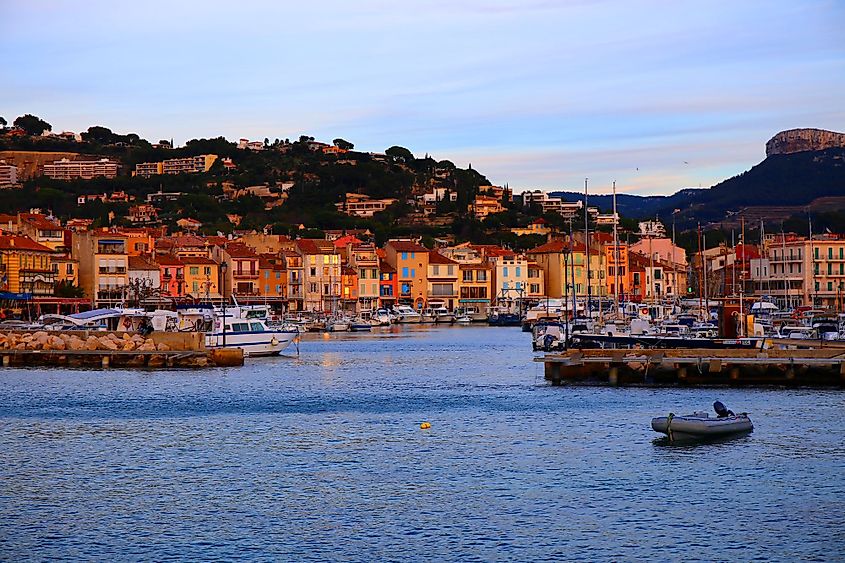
left=135, top=154, right=217, bottom=177
left=43, top=158, right=118, bottom=180
left=0, top=160, right=19, bottom=187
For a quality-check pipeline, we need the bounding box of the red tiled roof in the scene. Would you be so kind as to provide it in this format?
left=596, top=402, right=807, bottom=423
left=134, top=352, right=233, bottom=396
left=296, top=238, right=337, bottom=255
left=180, top=256, right=217, bottom=265
left=128, top=255, right=158, bottom=270
left=155, top=255, right=184, bottom=266
left=387, top=240, right=428, bottom=253
left=333, top=234, right=363, bottom=248
left=429, top=251, right=457, bottom=265
left=225, top=243, right=258, bottom=259
left=0, top=235, right=53, bottom=253
left=19, top=213, right=61, bottom=230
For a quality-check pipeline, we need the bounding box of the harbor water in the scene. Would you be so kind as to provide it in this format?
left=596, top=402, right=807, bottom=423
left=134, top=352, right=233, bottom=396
left=1, top=325, right=843, bottom=561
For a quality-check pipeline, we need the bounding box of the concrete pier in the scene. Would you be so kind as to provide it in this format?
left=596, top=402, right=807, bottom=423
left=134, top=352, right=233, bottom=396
left=537, top=348, right=845, bottom=387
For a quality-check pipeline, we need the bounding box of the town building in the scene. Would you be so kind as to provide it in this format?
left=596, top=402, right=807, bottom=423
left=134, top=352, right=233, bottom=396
left=378, top=257, right=397, bottom=310
left=0, top=160, right=19, bottom=187
left=182, top=256, right=221, bottom=300
left=427, top=252, right=459, bottom=310
left=521, top=191, right=583, bottom=217
left=348, top=244, right=380, bottom=314
left=43, top=158, right=118, bottom=180
left=384, top=240, right=429, bottom=309
left=155, top=255, right=185, bottom=299
left=257, top=254, right=286, bottom=302
left=72, top=230, right=129, bottom=307
left=134, top=154, right=217, bottom=177
left=335, top=193, right=398, bottom=217
left=127, top=204, right=158, bottom=224
left=295, top=239, right=341, bottom=312
left=469, top=195, right=504, bottom=219
left=0, top=235, right=55, bottom=297
left=212, top=242, right=260, bottom=300
left=511, top=218, right=552, bottom=237
left=284, top=251, right=304, bottom=311
left=17, top=213, right=65, bottom=251
left=127, top=255, right=161, bottom=301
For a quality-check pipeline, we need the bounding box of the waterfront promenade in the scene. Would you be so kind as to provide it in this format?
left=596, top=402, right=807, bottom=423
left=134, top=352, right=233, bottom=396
left=1, top=325, right=843, bottom=560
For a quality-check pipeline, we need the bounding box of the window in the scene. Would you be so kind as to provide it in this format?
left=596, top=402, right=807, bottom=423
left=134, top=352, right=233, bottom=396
left=276, top=285, right=281, bottom=293
left=829, top=248, right=833, bottom=259
left=402, top=252, right=408, bottom=260
left=250, top=322, right=263, bottom=332
left=463, top=270, right=473, bottom=282
left=477, top=271, right=487, bottom=282
left=447, top=265, right=454, bottom=276
left=515, top=266, right=521, bottom=278
left=828, top=282, right=833, bottom=291
left=503, top=266, right=509, bottom=277
left=204, top=267, right=211, bottom=276
left=633, top=273, right=641, bottom=285
left=829, top=263, right=833, bottom=275
left=654, top=270, right=662, bottom=280
left=67, top=263, right=73, bottom=274
left=192, top=281, right=199, bottom=292
left=190, top=266, right=199, bottom=275
left=411, top=268, right=416, bottom=278
left=276, top=272, right=281, bottom=279
left=815, top=281, right=820, bottom=291
left=265, top=271, right=270, bottom=279
left=310, top=268, right=316, bottom=276
left=815, top=248, right=819, bottom=259
left=265, top=285, right=270, bottom=293
left=432, top=265, right=440, bottom=276
left=410, top=252, right=415, bottom=259
left=402, top=267, right=409, bottom=278
left=310, top=283, right=317, bottom=292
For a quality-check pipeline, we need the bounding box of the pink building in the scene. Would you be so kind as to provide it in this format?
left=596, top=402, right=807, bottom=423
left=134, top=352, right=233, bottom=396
left=156, top=255, right=185, bottom=298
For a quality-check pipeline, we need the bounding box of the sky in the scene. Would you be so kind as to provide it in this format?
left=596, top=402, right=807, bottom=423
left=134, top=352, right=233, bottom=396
left=2, top=0, right=844, bottom=196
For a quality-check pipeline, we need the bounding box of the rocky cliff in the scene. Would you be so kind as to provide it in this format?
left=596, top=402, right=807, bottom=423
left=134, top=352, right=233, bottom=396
left=766, top=128, right=845, bottom=156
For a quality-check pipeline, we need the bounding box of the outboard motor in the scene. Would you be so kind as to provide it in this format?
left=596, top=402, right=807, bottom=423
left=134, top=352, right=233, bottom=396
left=713, top=400, right=734, bottom=418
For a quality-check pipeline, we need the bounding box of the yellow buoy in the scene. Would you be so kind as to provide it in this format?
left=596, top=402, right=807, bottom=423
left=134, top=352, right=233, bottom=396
left=420, top=422, right=431, bottom=430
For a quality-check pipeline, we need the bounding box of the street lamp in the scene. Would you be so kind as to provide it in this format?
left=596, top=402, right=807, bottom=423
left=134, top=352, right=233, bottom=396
left=220, top=261, right=228, bottom=347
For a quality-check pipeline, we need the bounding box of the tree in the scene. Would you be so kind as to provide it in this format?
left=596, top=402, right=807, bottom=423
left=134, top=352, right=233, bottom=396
left=54, top=280, right=84, bottom=298
left=298, top=135, right=315, bottom=143
left=82, top=126, right=116, bottom=144
left=386, top=146, right=414, bottom=161
left=13, top=114, right=52, bottom=136
left=0, top=116, right=6, bottom=129
left=333, top=138, right=354, bottom=151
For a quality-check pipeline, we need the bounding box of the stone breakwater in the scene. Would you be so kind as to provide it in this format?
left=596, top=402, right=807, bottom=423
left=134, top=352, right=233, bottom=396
left=766, top=128, right=845, bottom=156
left=0, top=331, right=170, bottom=352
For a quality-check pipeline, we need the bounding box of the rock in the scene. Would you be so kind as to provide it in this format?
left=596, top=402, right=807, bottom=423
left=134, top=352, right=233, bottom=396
left=122, top=332, right=132, bottom=341
left=85, top=336, right=100, bottom=351
left=48, top=336, right=66, bottom=350
left=122, top=341, right=137, bottom=352
left=156, top=343, right=170, bottom=351
left=100, top=338, right=119, bottom=351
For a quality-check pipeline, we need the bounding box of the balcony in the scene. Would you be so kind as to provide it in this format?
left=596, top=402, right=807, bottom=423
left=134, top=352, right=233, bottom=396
left=99, top=267, right=127, bottom=274
left=233, top=271, right=258, bottom=279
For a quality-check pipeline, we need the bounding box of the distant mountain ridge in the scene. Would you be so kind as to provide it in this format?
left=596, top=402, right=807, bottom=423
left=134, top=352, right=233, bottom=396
left=550, top=129, right=845, bottom=227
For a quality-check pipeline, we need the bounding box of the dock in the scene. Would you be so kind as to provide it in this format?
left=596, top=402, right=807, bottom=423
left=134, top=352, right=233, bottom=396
left=537, top=346, right=845, bottom=387
left=0, top=330, right=243, bottom=369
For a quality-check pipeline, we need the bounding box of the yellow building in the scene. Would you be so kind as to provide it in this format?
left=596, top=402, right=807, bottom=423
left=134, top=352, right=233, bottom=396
left=52, top=255, right=79, bottom=288
left=0, top=235, right=56, bottom=296
left=385, top=240, right=430, bottom=309
left=182, top=255, right=221, bottom=300
left=511, top=218, right=551, bottom=237
left=526, top=240, right=605, bottom=300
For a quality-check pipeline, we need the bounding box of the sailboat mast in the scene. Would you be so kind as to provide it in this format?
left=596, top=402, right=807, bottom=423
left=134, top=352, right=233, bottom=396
left=584, top=178, right=591, bottom=316
left=612, top=181, right=620, bottom=317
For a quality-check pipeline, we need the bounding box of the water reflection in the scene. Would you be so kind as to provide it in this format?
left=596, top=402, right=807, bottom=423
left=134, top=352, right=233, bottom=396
left=0, top=326, right=843, bottom=561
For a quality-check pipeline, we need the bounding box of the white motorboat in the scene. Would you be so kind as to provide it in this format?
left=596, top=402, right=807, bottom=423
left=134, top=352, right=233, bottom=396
left=179, top=304, right=297, bottom=357
left=372, top=308, right=393, bottom=326
left=651, top=402, right=753, bottom=441
left=327, top=319, right=350, bottom=332
left=454, top=314, right=472, bottom=324
left=428, top=302, right=454, bottom=323
left=392, top=305, right=422, bottom=323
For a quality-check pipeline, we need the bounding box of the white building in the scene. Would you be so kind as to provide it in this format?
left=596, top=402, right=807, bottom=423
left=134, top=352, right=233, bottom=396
left=0, top=160, right=19, bottom=187
left=43, top=158, right=118, bottom=180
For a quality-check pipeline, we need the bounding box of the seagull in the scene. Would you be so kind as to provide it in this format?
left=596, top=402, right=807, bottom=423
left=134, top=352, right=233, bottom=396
left=683, top=161, right=689, bottom=165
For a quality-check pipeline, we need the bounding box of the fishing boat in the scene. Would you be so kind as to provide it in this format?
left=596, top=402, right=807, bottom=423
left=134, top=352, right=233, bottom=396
left=651, top=402, right=753, bottom=441
left=179, top=304, right=297, bottom=357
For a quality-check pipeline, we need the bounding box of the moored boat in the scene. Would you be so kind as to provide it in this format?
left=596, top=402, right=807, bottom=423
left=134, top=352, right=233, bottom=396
left=652, top=402, right=753, bottom=441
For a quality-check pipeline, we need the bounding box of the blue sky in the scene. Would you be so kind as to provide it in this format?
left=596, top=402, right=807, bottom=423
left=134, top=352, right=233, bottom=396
left=2, top=0, right=844, bottom=195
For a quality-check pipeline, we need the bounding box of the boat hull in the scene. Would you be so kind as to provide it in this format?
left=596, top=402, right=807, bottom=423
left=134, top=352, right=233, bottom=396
left=651, top=414, right=753, bottom=439
left=206, top=330, right=297, bottom=357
